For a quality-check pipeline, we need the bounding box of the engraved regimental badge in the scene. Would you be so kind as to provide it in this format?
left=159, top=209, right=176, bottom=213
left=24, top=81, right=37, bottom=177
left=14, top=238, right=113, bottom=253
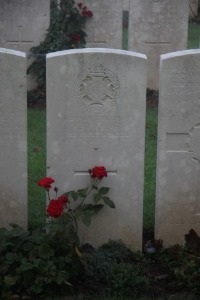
left=75, top=63, right=120, bottom=112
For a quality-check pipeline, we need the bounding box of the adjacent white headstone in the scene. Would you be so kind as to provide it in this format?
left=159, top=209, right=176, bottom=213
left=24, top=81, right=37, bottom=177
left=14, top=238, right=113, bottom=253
left=0, top=0, right=50, bottom=90
left=0, top=0, right=50, bottom=53
left=77, top=0, right=123, bottom=49
left=47, top=48, right=147, bottom=250
left=155, top=50, right=200, bottom=246
left=0, top=48, right=27, bottom=229
left=128, top=0, right=189, bottom=90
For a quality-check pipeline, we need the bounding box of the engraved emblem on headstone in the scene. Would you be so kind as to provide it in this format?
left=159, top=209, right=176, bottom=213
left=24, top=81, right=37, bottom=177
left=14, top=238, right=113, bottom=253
left=187, top=124, right=200, bottom=161
left=75, top=64, right=120, bottom=112
left=167, top=123, right=200, bottom=215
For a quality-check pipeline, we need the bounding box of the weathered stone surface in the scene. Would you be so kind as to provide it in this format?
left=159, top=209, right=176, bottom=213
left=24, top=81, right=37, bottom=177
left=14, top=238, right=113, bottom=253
left=128, top=0, right=189, bottom=90
left=0, top=48, right=27, bottom=229
left=76, top=0, right=123, bottom=49
left=0, top=0, right=50, bottom=89
left=155, top=49, right=200, bottom=246
left=47, top=48, right=147, bottom=250
left=0, top=0, right=50, bottom=53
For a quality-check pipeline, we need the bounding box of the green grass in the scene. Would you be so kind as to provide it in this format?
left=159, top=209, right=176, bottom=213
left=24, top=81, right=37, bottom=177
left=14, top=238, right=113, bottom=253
left=28, top=108, right=46, bottom=229
left=187, top=22, right=200, bottom=49
left=143, top=108, right=158, bottom=233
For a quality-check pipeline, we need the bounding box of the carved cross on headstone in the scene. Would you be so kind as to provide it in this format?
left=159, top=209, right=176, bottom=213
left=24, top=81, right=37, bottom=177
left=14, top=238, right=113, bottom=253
left=74, top=169, right=117, bottom=176
left=6, top=0, right=34, bottom=50
left=167, top=124, right=200, bottom=214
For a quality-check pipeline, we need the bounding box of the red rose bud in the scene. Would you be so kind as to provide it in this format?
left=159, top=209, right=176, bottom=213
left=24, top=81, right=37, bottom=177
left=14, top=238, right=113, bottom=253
left=47, top=199, right=64, bottom=218
left=54, top=186, right=58, bottom=193
left=77, top=2, right=83, bottom=8
left=71, top=34, right=81, bottom=43
left=37, top=177, right=55, bottom=189
left=91, top=166, right=107, bottom=180
left=87, top=10, right=93, bottom=17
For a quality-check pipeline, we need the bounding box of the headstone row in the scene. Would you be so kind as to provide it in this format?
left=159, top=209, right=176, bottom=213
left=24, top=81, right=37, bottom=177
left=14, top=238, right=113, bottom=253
left=1, top=47, right=200, bottom=249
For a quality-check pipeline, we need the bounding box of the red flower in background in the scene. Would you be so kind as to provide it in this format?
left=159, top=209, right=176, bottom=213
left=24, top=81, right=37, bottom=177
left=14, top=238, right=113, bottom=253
left=47, top=199, right=64, bottom=218
left=81, top=10, right=93, bottom=17
left=77, top=2, right=93, bottom=17
left=77, top=2, right=83, bottom=8
left=37, top=177, right=55, bottom=189
left=90, top=166, right=107, bottom=180
left=71, top=34, right=81, bottom=43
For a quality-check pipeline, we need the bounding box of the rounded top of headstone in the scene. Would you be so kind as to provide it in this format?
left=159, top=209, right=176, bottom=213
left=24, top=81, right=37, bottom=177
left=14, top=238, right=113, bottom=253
left=47, top=48, right=147, bottom=60
left=0, top=48, right=26, bottom=57
left=161, top=49, right=200, bottom=61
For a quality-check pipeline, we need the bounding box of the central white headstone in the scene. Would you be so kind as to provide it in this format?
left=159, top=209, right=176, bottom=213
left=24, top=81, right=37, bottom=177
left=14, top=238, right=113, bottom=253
left=47, top=49, right=147, bottom=250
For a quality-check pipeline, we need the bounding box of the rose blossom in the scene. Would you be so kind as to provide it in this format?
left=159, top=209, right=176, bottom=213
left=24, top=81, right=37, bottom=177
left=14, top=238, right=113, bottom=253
left=71, top=34, right=81, bottom=42
left=37, top=177, right=55, bottom=189
left=58, top=195, right=68, bottom=205
left=47, top=199, right=64, bottom=218
left=90, top=166, right=107, bottom=180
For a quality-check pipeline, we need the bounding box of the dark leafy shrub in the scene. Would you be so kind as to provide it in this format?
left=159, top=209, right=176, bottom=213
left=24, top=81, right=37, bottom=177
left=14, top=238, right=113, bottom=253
left=0, top=224, right=84, bottom=299
left=84, top=240, right=136, bottom=281
left=106, top=263, right=150, bottom=298
left=27, top=0, right=93, bottom=106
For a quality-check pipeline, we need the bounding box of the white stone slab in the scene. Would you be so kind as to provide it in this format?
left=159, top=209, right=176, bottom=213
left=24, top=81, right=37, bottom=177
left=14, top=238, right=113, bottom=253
left=76, top=0, right=123, bottom=49
left=0, top=48, right=27, bottom=229
left=0, top=0, right=50, bottom=53
left=128, top=0, right=189, bottom=90
left=47, top=48, right=147, bottom=250
left=155, top=49, right=200, bottom=246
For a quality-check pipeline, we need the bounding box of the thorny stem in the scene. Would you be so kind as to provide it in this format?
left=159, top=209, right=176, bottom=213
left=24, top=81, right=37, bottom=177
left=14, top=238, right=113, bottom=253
left=68, top=179, right=101, bottom=234
left=79, top=179, right=101, bottom=207
left=47, top=189, right=51, bottom=203
left=68, top=201, right=78, bottom=234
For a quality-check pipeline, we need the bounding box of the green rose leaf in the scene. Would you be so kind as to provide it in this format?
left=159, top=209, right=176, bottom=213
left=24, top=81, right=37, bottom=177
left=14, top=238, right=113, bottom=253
left=38, top=243, right=54, bottom=259
left=72, top=191, right=79, bottom=201
left=78, top=187, right=89, bottom=198
left=94, top=193, right=102, bottom=203
left=82, top=213, right=92, bottom=227
left=93, top=204, right=104, bottom=213
left=99, top=187, right=109, bottom=195
left=103, top=197, right=115, bottom=208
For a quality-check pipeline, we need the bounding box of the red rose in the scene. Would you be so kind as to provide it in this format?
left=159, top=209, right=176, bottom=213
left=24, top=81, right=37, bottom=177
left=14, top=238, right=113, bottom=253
left=90, top=166, right=107, bottom=180
left=47, top=199, right=64, bottom=218
left=37, top=177, right=55, bottom=189
left=77, top=2, right=83, bottom=8
left=71, top=34, right=81, bottom=43
left=58, top=195, right=68, bottom=205
left=86, top=10, right=93, bottom=17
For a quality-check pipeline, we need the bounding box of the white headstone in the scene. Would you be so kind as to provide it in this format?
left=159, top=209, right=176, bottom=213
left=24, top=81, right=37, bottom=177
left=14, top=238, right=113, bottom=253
left=47, top=48, right=147, bottom=250
left=0, top=48, right=27, bottom=229
left=128, top=0, right=189, bottom=90
left=0, top=0, right=50, bottom=53
left=76, top=0, right=123, bottom=49
left=155, top=49, right=200, bottom=246
left=0, top=0, right=50, bottom=90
